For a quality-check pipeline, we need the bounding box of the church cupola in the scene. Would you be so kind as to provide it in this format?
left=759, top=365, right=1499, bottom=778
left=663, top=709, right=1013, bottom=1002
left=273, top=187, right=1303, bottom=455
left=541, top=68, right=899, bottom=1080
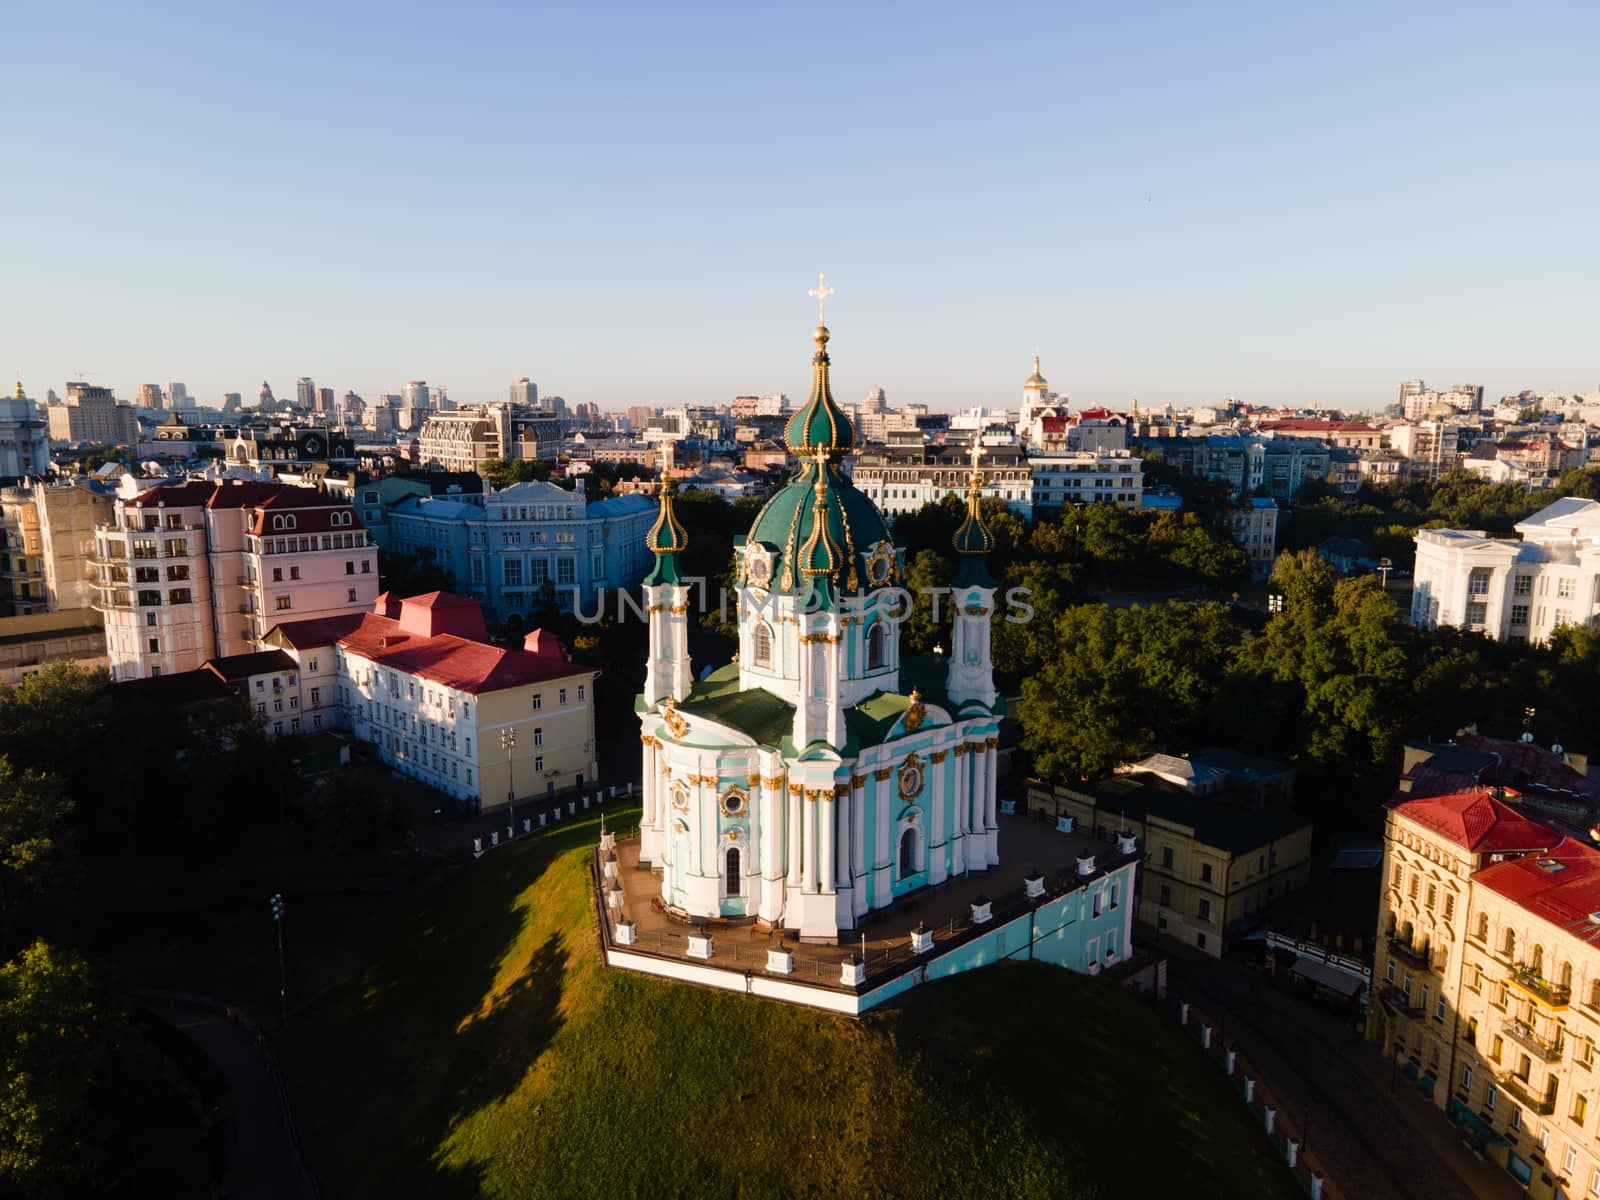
left=783, top=276, right=855, bottom=456
left=799, top=447, right=846, bottom=583
left=948, top=442, right=998, bottom=709
left=1024, top=355, right=1047, bottom=393
left=643, top=447, right=692, bottom=705
left=951, top=443, right=996, bottom=589
left=643, top=452, right=688, bottom=586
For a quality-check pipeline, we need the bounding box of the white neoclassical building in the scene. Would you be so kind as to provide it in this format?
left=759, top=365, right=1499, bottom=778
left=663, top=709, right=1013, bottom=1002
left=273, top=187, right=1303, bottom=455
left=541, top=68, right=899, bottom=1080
left=634, top=320, right=1006, bottom=940
left=1411, top=497, right=1600, bottom=644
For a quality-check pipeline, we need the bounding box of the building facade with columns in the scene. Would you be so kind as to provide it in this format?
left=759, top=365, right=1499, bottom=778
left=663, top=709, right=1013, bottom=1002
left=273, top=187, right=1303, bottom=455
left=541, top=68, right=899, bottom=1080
left=633, top=321, right=1008, bottom=941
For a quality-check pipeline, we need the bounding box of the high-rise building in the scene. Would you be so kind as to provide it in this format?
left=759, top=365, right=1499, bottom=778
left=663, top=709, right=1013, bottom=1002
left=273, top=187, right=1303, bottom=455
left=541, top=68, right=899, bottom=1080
left=47, top=383, right=139, bottom=445
left=296, top=377, right=316, bottom=410
left=137, top=384, right=163, bottom=410
left=402, top=381, right=430, bottom=410
left=164, top=382, right=191, bottom=410
left=259, top=381, right=276, bottom=411
left=221, top=393, right=243, bottom=413
left=317, top=387, right=335, bottom=412
left=0, top=479, right=114, bottom=613
left=510, top=378, right=537, bottom=407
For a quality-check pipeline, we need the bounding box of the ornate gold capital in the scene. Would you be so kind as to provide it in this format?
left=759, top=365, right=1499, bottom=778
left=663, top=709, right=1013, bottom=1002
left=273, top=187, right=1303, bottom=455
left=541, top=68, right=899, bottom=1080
left=873, top=767, right=894, bottom=781
left=747, top=773, right=761, bottom=788
left=834, top=783, right=849, bottom=798
left=761, top=775, right=786, bottom=790
left=953, top=743, right=970, bottom=757
left=850, top=774, right=867, bottom=788
left=985, top=737, right=998, bottom=750
left=930, top=750, right=948, bottom=764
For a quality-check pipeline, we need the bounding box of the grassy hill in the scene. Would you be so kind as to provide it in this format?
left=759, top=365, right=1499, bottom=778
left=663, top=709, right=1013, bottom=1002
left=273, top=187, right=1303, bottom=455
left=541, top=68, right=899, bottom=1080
left=112, top=809, right=1297, bottom=1199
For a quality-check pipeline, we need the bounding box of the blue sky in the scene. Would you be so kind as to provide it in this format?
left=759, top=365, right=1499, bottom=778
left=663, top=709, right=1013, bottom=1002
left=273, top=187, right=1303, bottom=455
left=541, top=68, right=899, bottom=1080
left=2, top=1, right=1596, bottom=412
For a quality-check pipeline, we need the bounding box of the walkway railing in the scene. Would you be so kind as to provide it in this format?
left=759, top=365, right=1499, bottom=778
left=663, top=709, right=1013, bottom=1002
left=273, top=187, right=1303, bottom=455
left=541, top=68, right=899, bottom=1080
left=1173, top=996, right=1343, bottom=1200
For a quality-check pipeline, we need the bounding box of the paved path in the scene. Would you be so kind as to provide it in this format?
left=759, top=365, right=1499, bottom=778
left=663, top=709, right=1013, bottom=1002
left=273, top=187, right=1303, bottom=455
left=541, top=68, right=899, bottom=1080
left=141, top=994, right=317, bottom=1200
left=1168, top=955, right=1520, bottom=1200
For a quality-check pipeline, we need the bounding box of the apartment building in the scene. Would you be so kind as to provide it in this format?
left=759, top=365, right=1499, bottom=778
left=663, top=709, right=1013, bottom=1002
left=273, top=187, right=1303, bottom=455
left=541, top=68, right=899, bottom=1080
left=1028, top=449, right=1144, bottom=514
left=0, top=480, right=114, bottom=615
left=1228, top=498, right=1280, bottom=576
left=1389, top=419, right=1462, bottom=482
left=416, top=405, right=565, bottom=471
left=1411, top=498, right=1600, bottom=644
left=0, top=609, right=107, bottom=685
left=852, top=444, right=1035, bottom=518
left=91, top=479, right=379, bottom=680
left=266, top=591, right=598, bottom=809
left=1257, top=419, right=1383, bottom=452
left=1027, top=772, right=1312, bottom=958
left=1370, top=783, right=1600, bottom=1196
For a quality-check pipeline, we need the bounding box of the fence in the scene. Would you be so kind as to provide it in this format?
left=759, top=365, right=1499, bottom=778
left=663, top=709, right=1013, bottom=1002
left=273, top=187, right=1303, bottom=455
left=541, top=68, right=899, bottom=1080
left=1173, top=996, right=1342, bottom=1200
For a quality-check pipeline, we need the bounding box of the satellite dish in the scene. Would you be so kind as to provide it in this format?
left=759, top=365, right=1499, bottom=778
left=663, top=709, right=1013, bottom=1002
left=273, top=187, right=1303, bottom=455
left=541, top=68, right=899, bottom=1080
left=1521, top=732, right=1535, bottom=743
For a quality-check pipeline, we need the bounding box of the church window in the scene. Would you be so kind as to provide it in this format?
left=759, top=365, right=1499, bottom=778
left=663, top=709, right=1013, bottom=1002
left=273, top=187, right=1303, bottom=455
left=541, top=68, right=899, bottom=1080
left=726, top=847, right=741, bottom=895
left=753, top=622, right=773, bottom=669
left=867, top=621, right=888, bottom=670
left=899, top=828, right=917, bottom=877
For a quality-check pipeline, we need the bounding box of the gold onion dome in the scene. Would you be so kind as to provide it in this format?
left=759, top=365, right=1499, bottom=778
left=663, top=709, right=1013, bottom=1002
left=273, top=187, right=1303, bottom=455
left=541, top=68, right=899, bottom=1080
left=1024, top=354, right=1047, bottom=389
left=951, top=444, right=996, bottom=587
left=783, top=324, right=856, bottom=456
left=799, top=447, right=845, bottom=578
left=643, top=461, right=688, bottom=585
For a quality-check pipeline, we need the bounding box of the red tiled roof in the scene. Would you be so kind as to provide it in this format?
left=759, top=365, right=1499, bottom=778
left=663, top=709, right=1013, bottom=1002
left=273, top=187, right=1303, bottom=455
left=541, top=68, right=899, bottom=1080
left=338, top=614, right=588, bottom=694
left=1457, top=735, right=1600, bottom=803
left=1475, top=838, right=1600, bottom=930
left=1040, top=416, right=1070, bottom=433
left=265, top=613, right=366, bottom=649
left=1389, top=788, right=1559, bottom=854
left=1259, top=419, right=1377, bottom=433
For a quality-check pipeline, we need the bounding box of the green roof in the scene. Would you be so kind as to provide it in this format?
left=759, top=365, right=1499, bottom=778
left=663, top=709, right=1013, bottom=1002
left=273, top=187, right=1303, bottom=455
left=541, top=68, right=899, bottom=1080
left=783, top=325, right=855, bottom=454
left=678, top=664, right=796, bottom=749
left=744, top=457, right=894, bottom=595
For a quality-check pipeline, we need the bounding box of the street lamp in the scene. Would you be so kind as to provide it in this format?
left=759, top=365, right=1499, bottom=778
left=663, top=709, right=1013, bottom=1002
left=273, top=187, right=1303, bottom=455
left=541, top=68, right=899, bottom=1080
left=1267, top=593, right=1284, bottom=615
left=501, top=726, right=517, bottom=832
left=269, top=893, right=287, bottom=1028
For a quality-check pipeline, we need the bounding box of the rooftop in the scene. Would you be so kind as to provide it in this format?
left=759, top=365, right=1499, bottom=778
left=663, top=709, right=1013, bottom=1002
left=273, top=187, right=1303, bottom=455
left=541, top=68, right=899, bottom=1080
left=1388, top=788, right=1559, bottom=854
left=1055, top=773, right=1308, bottom=854
left=1474, top=837, right=1600, bottom=936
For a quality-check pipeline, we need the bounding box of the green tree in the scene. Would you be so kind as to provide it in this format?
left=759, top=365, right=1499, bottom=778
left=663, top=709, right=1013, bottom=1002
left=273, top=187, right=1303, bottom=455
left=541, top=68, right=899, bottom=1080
left=0, top=941, right=120, bottom=1196
left=900, top=550, right=952, bottom=657
left=378, top=547, right=457, bottom=596
left=480, top=458, right=551, bottom=489
left=0, top=761, right=72, bottom=955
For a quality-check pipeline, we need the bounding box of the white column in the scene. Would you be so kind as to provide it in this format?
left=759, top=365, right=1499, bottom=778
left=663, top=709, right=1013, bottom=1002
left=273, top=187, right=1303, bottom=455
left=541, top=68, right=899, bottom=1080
left=802, top=791, right=817, bottom=893
left=985, top=741, right=1000, bottom=865
left=929, top=752, right=949, bottom=885
left=851, top=774, right=867, bottom=918
left=819, top=791, right=835, bottom=894
left=787, top=785, right=802, bottom=888
left=950, top=747, right=967, bottom=875
left=873, top=768, right=892, bottom=906
left=970, top=747, right=988, bottom=866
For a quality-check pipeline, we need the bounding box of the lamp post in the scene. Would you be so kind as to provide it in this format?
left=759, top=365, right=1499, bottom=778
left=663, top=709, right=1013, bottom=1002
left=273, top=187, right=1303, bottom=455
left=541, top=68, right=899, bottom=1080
left=501, top=727, right=517, bottom=831
left=269, top=893, right=287, bottom=1028
left=1267, top=593, right=1284, bottom=615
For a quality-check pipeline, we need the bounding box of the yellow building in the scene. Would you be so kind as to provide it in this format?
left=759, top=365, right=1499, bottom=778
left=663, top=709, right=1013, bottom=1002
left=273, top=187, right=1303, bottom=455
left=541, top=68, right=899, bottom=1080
left=1027, top=773, right=1312, bottom=958
left=1370, top=786, right=1600, bottom=1196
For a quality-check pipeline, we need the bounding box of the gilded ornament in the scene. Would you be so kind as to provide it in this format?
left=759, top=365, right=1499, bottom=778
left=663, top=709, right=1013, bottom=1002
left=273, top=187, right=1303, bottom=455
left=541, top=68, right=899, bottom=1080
left=850, top=774, right=867, bottom=788
left=904, top=687, right=926, bottom=733
left=930, top=750, right=948, bottom=764
left=873, top=767, right=894, bottom=781
left=897, top=753, right=925, bottom=802
left=747, top=773, right=761, bottom=788
left=984, top=737, right=998, bottom=750
left=761, top=775, right=786, bottom=790
left=720, top=786, right=749, bottom=817
left=660, top=698, right=689, bottom=739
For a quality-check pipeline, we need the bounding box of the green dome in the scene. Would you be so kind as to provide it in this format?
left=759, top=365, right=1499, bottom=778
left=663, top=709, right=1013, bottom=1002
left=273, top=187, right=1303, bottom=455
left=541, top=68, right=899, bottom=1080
left=744, top=455, right=894, bottom=593
left=783, top=325, right=855, bottom=455
left=951, top=451, right=996, bottom=588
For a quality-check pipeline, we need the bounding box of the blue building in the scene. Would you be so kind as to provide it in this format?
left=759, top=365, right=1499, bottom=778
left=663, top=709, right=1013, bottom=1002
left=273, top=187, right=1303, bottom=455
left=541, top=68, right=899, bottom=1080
left=387, top=481, right=655, bottom=621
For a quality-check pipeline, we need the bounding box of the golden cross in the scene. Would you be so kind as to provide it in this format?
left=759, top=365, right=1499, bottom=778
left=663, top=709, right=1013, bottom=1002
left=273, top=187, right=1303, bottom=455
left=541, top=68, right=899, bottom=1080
left=808, top=272, right=835, bottom=324
left=970, top=440, right=983, bottom=470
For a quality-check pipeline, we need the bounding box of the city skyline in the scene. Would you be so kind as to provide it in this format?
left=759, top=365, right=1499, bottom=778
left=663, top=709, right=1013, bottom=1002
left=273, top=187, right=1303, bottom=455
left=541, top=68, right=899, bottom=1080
left=4, top=2, right=1597, bottom=410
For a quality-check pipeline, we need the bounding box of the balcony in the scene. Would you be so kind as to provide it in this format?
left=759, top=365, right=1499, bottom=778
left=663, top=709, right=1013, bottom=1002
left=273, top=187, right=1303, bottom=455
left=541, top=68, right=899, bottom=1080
left=1500, top=1073, right=1557, bottom=1115
left=1501, top=1018, right=1563, bottom=1063
left=1509, top=964, right=1570, bottom=1009
left=1379, top=984, right=1424, bottom=1017
left=1387, top=936, right=1433, bottom=972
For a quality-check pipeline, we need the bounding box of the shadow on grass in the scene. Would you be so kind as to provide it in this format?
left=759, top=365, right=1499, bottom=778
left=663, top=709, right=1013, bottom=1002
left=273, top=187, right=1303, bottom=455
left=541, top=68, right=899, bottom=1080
left=278, top=815, right=613, bottom=1200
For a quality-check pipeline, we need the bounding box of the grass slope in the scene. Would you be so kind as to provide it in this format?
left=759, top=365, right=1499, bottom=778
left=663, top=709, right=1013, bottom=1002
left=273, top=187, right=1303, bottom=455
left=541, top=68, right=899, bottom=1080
left=111, top=809, right=1297, bottom=1199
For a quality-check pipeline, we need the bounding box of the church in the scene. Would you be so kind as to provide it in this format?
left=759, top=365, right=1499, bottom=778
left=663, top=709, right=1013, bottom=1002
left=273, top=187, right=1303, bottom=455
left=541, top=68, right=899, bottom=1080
left=634, top=313, right=1006, bottom=940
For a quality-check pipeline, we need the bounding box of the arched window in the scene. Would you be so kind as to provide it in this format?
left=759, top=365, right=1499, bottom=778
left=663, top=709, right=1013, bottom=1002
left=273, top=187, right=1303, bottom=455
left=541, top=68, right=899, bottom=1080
left=899, top=828, right=916, bottom=876
left=1532, top=944, right=1545, bottom=973
left=752, top=622, right=773, bottom=669
left=1476, top=913, right=1489, bottom=941
left=1560, top=961, right=1573, bottom=990
left=725, top=847, right=741, bottom=896
left=1503, top=929, right=1516, bottom=958
left=867, top=621, right=887, bottom=670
